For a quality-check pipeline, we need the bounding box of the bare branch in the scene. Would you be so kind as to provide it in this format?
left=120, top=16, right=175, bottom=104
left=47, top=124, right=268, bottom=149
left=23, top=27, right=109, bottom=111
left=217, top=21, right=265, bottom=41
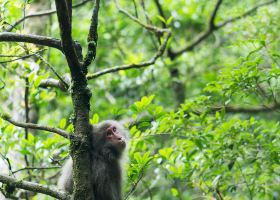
left=39, top=78, right=68, bottom=91
left=0, top=49, right=46, bottom=64
left=0, top=174, right=70, bottom=200
left=12, top=166, right=61, bottom=174
left=83, top=0, right=100, bottom=69
left=0, top=78, right=5, bottom=90
left=0, top=32, right=62, bottom=51
left=55, top=0, right=83, bottom=78
left=169, top=0, right=276, bottom=59
left=209, top=0, right=223, bottom=29
left=114, top=0, right=167, bottom=34
left=0, top=113, right=70, bottom=139
left=212, top=104, right=280, bottom=114
left=216, top=0, right=277, bottom=28
left=36, top=55, right=69, bottom=89
left=87, top=31, right=171, bottom=79
left=5, top=0, right=92, bottom=32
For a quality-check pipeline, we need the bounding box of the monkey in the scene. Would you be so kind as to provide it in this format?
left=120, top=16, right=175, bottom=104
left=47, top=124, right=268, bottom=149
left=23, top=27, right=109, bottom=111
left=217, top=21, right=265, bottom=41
left=57, top=120, right=128, bottom=200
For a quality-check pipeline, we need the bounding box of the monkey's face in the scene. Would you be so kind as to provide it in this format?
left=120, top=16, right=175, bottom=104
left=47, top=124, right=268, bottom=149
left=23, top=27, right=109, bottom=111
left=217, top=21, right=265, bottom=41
left=105, top=124, right=126, bottom=150
left=92, top=120, right=128, bottom=159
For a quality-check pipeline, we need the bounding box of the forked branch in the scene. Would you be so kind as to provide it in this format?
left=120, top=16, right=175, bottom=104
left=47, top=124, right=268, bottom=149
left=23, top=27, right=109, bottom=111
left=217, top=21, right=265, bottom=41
left=169, top=0, right=276, bottom=59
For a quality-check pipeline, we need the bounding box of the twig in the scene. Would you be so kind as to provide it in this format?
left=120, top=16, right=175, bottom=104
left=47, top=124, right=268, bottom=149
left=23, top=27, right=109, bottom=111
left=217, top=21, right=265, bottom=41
left=5, top=0, right=92, bottom=32
left=36, top=55, right=69, bottom=89
left=0, top=49, right=46, bottom=64
left=114, top=0, right=168, bottom=34
left=153, top=0, right=167, bottom=28
left=0, top=174, right=70, bottom=200
left=211, top=103, right=280, bottom=113
left=216, top=0, right=277, bottom=29
left=0, top=32, right=62, bottom=51
left=0, top=78, right=5, bottom=90
left=0, top=113, right=71, bottom=139
left=236, top=162, right=253, bottom=200
left=132, top=0, right=139, bottom=18
left=124, top=159, right=152, bottom=200
left=24, top=77, right=31, bottom=180
left=87, top=31, right=171, bottom=79
left=12, top=166, right=61, bottom=174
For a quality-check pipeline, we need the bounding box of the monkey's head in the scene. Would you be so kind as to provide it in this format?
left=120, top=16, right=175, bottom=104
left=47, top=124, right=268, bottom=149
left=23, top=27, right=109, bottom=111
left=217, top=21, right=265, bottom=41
left=92, top=120, right=128, bottom=160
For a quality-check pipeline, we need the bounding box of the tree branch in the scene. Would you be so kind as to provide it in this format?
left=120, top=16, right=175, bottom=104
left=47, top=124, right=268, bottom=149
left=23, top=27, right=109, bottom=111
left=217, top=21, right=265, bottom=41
left=169, top=0, right=276, bottom=59
left=0, top=174, right=70, bottom=200
left=153, top=0, right=167, bottom=28
left=83, top=0, right=100, bottom=69
left=209, top=0, right=223, bottom=29
left=5, top=0, right=92, bottom=32
left=12, top=166, right=61, bottom=174
left=39, top=78, right=68, bottom=91
left=87, top=30, right=171, bottom=79
left=55, top=0, right=83, bottom=78
left=0, top=49, right=46, bottom=64
left=114, top=0, right=167, bottom=34
left=36, top=55, right=69, bottom=89
left=0, top=113, right=70, bottom=139
left=0, top=32, right=62, bottom=51
left=212, top=104, right=280, bottom=114
left=216, top=0, right=277, bottom=28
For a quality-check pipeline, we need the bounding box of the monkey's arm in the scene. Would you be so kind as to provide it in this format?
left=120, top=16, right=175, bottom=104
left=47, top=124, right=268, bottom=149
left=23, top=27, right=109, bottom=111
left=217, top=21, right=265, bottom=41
left=57, top=158, right=73, bottom=193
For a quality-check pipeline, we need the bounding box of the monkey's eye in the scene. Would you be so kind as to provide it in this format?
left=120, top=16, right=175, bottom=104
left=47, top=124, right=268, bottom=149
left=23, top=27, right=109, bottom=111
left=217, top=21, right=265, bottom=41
left=112, top=127, right=117, bottom=132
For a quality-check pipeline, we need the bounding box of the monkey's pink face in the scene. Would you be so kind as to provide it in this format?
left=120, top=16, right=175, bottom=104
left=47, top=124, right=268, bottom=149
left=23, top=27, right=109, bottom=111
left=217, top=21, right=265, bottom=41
left=105, top=125, right=126, bottom=149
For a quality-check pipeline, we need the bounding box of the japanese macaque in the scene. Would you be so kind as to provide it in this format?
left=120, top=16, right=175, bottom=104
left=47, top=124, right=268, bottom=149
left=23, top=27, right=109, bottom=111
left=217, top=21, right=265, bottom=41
left=57, top=120, right=128, bottom=200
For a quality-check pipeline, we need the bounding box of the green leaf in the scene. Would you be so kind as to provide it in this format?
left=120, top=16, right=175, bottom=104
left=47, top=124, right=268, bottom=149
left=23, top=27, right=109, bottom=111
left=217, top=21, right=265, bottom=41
left=59, top=118, right=67, bottom=129
left=90, top=114, right=99, bottom=124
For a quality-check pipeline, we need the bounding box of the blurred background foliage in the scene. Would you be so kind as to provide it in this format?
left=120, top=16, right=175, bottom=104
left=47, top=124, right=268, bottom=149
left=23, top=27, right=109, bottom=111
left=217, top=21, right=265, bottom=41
left=0, top=0, right=280, bottom=199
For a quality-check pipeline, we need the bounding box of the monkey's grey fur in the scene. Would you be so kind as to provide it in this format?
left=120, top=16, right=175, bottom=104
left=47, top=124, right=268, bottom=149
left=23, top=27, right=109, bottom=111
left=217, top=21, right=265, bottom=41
left=57, top=120, right=128, bottom=200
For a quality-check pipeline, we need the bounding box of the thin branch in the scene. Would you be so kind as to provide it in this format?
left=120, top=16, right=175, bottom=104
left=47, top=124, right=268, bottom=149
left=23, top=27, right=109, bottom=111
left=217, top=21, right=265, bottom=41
left=24, top=77, right=31, bottom=179
left=39, top=78, right=68, bottom=91
left=114, top=0, right=168, bottom=34
left=169, top=0, right=276, bottom=59
left=36, top=55, right=69, bottom=89
left=55, top=0, right=82, bottom=78
left=124, top=159, right=153, bottom=200
left=132, top=0, right=139, bottom=18
left=5, top=0, right=92, bottom=32
left=0, top=49, right=46, bottom=64
left=87, top=31, right=171, bottom=79
left=83, top=0, right=100, bottom=68
left=12, top=166, right=61, bottom=174
left=209, top=0, right=223, bottom=29
left=0, top=78, right=5, bottom=90
left=0, top=113, right=70, bottom=139
left=0, top=174, right=70, bottom=200
left=216, top=0, right=277, bottom=28
left=153, top=0, right=167, bottom=28
left=0, top=32, right=62, bottom=51
left=212, top=104, right=280, bottom=113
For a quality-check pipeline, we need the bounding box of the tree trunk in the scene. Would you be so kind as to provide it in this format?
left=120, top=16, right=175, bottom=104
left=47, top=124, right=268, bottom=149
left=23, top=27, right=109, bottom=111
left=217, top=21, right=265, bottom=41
left=70, top=76, right=94, bottom=200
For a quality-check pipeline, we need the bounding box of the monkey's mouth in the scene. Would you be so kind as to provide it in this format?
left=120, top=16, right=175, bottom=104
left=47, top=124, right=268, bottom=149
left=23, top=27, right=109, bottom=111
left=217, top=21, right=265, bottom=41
left=118, top=140, right=126, bottom=148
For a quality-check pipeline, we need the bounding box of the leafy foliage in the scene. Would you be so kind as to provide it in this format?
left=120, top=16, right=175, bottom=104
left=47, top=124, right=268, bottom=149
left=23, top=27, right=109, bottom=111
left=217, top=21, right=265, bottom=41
left=0, top=0, right=280, bottom=199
